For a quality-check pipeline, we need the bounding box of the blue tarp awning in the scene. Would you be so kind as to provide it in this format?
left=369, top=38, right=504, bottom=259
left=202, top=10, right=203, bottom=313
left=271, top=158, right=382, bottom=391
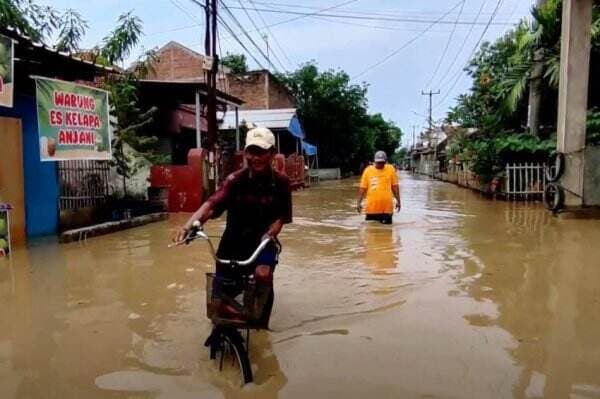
left=288, top=115, right=305, bottom=139
left=303, top=141, right=318, bottom=156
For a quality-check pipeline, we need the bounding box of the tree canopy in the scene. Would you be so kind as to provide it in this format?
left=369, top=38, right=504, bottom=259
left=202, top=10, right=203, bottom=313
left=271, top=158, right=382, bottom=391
left=221, top=53, right=248, bottom=74
left=277, top=63, right=402, bottom=173
left=443, top=0, right=600, bottom=182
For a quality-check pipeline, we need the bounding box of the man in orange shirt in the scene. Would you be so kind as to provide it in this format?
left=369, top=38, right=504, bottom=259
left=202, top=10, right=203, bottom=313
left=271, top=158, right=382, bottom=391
left=357, top=151, right=401, bottom=224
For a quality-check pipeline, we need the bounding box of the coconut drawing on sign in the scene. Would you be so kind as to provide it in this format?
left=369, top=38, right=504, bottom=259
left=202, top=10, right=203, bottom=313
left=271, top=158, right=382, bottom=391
left=39, top=137, right=57, bottom=158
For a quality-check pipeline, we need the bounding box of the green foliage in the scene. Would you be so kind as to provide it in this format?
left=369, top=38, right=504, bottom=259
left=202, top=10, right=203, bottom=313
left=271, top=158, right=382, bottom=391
left=100, top=11, right=142, bottom=65
left=0, top=0, right=59, bottom=41
left=55, top=9, right=88, bottom=53
left=104, top=74, right=163, bottom=196
left=131, top=47, right=158, bottom=79
left=277, top=62, right=402, bottom=173
left=448, top=132, right=554, bottom=183
left=444, top=0, right=600, bottom=183
left=0, top=36, right=12, bottom=84
left=221, top=53, right=248, bottom=74
left=389, top=147, right=408, bottom=165
left=588, top=108, right=600, bottom=146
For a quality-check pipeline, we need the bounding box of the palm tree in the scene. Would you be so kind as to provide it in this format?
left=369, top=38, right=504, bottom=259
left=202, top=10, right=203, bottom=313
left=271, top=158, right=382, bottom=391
left=499, top=0, right=599, bottom=125
left=497, top=0, right=562, bottom=114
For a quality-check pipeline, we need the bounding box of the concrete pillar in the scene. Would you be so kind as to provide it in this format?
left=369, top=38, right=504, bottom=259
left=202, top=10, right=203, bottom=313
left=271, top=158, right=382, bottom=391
left=195, top=90, right=202, bottom=148
left=235, top=106, right=240, bottom=151
left=556, top=0, right=593, bottom=207
left=527, top=48, right=544, bottom=136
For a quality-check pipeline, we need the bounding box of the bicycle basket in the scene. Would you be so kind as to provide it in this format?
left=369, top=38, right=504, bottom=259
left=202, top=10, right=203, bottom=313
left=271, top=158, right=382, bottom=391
left=206, top=273, right=258, bottom=326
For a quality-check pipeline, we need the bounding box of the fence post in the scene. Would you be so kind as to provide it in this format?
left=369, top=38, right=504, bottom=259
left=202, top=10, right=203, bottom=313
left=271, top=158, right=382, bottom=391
left=506, top=163, right=510, bottom=197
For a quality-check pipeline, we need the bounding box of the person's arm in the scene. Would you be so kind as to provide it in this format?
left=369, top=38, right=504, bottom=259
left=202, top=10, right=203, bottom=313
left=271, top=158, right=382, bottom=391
left=174, top=174, right=234, bottom=242
left=391, top=165, right=401, bottom=212
left=392, top=184, right=401, bottom=212
left=265, top=218, right=284, bottom=239
left=357, top=187, right=367, bottom=213
left=357, top=169, right=369, bottom=213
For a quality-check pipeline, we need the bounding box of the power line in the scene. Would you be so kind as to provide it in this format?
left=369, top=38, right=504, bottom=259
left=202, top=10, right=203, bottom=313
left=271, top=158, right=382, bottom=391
left=255, top=0, right=362, bottom=31
left=170, top=0, right=361, bottom=43
left=215, top=11, right=267, bottom=69
left=236, top=0, right=288, bottom=72
left=424, top=0, right=466, bottom=89
left=352, top=0, right=464, bottom=80
left=222, top=5, right=517, bottom=26
left=219, top=0, right=280, bottom=71
left=433, top=0, right=489, bottom=90
left=436, top=0, right=505, bottom=107
left=169, top=0, right=203, bottom=24
left=310, top=14, right=463, bottom=33
left=250, top=0, right=517, bottom=21
left=248, top=0, right=294, bottom=69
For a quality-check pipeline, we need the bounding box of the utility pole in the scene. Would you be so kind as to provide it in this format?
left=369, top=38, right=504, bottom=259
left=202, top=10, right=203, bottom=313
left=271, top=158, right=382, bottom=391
left=421, top=90, right=440, bottom=137
left=204, top=0, right=219, bottom=193
left=410, top=124, right=419, bottom=150
left=421, top=90, right=440, bottom=177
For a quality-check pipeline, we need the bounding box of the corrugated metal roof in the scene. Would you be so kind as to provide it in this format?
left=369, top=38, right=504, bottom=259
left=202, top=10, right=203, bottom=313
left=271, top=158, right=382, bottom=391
left=219, top=108, right=297, bottom=130
left=2, top=26, right=116, bottom=72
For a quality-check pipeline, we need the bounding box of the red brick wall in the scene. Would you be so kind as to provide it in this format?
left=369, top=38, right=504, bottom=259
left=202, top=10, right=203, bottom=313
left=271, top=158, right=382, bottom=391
left=147, top=44, right=204, bottom=80
left=267, top=75, right=296, bottom=109
left=228, top=72, right=295, bottom=110
left=228, top=73, right=268, bottom=110
left=146, top=42, right=228, bottom=91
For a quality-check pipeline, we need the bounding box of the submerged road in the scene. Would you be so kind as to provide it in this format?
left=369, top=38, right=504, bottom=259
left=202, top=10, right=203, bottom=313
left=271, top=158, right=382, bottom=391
left=1, top=172, right=600, bottom=398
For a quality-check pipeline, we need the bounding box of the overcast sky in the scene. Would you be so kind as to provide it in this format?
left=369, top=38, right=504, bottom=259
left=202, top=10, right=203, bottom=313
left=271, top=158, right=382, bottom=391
left=40, top=0, right=535, bottom=147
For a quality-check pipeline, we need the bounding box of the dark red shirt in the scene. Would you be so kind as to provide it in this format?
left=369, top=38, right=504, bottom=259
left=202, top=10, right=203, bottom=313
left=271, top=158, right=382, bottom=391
left=206, top=168, right=292, bottom=260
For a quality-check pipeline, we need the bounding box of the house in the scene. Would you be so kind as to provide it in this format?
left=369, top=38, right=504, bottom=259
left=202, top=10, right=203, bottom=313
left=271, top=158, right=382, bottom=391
left=145, top=41, right=229, bottom=91
left=145, top=41, right=307, bottom=187
left=227, top=70, right=295, bottom=110
left=0, top=27, right=115, bottom=243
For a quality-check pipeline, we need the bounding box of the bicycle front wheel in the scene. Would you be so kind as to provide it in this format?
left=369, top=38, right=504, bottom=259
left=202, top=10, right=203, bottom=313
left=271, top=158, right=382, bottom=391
left=217, top=327, right=254, bottom=385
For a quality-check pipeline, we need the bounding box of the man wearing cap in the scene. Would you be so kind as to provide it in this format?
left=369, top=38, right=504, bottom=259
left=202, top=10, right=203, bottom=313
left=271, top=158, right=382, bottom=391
left=176, top=127, right=292, bottom=328
left=357, top=150, right=401, bottom=224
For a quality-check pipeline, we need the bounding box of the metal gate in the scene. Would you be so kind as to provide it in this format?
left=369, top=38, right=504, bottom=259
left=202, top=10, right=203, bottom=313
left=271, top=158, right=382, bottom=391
left=58, top=160, right=110, bottom=210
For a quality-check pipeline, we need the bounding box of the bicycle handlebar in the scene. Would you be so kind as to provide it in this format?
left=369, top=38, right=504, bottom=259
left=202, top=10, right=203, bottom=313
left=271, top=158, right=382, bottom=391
left=170, top=221, right=272, bottom=266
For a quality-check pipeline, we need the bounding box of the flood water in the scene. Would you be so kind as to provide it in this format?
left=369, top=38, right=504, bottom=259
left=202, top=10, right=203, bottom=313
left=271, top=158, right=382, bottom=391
left=1, top=172, right=600, bottom=398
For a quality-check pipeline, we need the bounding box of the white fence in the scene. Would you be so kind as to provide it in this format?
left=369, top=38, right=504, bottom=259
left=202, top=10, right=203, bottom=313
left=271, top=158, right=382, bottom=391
left=505, top=163, right=547, bottom=198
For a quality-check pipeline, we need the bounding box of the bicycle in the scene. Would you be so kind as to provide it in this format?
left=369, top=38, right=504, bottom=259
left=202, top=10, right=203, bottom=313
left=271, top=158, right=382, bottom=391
left=171, top=221, right=273, bottom=385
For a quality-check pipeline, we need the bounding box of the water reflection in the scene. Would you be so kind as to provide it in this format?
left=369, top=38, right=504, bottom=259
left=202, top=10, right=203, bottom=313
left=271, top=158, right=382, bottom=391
left=361, top=224, right=398, bottom=274
left=1, top=173, right=600, bottom=398
left=459, top=192, right=600, bottom=398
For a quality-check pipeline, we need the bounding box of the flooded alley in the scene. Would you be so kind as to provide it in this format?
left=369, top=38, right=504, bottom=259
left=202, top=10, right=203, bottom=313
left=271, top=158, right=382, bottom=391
left=1, top=172, right=600, bottom=399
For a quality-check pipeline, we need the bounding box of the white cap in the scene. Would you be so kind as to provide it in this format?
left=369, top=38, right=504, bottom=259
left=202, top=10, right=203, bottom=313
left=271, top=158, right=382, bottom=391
left=245, top=127, right=275, bottom=150
left=374, top=150, right=387, bottom=162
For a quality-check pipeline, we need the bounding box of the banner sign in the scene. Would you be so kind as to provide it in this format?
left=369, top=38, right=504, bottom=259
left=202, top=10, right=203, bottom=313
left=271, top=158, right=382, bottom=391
left=0, top=34, right=14, bottom=108
left=35, top=77, right=111, bottom=161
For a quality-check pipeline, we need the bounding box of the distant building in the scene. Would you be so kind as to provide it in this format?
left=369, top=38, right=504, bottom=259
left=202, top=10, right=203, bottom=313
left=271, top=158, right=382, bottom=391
left=227, top=70, right=295, bottom=110
left=145, top=41, right=295, bottom=111
left=145, top=41, right=229, bottom=92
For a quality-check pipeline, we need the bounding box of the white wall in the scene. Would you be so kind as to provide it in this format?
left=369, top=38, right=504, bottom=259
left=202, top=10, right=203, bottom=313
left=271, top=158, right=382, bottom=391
left=109, top=143, right=151, bottom=199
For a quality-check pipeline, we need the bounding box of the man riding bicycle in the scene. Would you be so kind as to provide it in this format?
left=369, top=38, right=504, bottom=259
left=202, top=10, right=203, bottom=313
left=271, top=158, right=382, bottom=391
left=175, top=127, right=292, bottom=329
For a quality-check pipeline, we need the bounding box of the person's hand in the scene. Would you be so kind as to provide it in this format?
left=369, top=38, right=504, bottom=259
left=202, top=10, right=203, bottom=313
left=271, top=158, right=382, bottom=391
left=395, top=202, right=402, bottom=213
left=173, top=226, right=189, bottom=244
left=261, top=232, right=274, bottom=242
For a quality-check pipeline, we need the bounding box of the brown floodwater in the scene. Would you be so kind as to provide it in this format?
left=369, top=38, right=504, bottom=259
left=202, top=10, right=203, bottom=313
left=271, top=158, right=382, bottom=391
left=1, top=172, right=600, bottom=398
